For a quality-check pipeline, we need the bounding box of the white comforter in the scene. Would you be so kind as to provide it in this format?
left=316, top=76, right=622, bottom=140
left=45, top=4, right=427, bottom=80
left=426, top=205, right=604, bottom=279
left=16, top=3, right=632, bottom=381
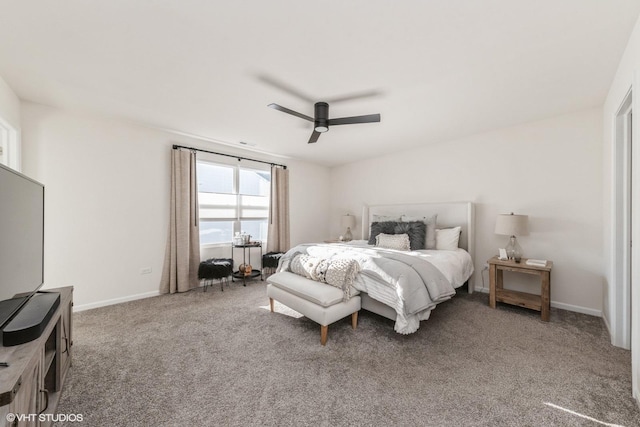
left=278, top=241, right=474, bottom=334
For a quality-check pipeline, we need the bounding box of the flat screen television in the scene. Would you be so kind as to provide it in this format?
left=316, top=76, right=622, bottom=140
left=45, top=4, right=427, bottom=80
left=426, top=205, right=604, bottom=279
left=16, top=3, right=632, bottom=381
left=0, top=163, right=45, bottom=330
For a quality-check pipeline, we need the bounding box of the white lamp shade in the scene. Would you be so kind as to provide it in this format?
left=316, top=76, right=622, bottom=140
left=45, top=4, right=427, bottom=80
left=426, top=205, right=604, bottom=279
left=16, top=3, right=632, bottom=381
left=341, top=214, right=356, bottom=228
left=495, top=213, right=529, bottom=236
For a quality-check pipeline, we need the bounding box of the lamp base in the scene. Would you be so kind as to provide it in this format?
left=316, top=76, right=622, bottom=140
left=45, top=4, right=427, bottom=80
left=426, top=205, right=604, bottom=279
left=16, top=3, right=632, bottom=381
left=506, top=235, right=522, bottom=262
left=344, top=227, right=353, bottom=242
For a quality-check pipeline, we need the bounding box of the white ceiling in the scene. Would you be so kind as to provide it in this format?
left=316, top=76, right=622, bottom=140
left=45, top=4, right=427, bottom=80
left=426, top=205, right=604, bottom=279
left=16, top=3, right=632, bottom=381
left=0, top=1, right=638, bottom=166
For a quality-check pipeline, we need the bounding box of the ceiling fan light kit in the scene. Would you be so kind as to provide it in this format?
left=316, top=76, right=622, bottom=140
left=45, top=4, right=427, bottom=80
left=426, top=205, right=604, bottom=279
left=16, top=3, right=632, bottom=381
left=268, top=100, right=381, bottom=144
left=314, top=102, right=329, bottom=133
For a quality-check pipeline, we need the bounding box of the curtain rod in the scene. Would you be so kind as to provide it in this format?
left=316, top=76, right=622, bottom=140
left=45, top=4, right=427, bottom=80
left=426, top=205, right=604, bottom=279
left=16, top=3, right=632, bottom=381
left=172, top=144, right=287, bottom=169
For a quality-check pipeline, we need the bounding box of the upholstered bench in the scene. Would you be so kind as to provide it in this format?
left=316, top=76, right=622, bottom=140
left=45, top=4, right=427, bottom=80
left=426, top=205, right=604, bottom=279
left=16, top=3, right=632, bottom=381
left=266, top=271, right=361, bottom=345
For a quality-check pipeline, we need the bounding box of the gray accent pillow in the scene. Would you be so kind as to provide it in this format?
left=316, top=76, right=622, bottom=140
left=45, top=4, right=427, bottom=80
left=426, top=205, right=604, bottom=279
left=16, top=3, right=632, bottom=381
left=394, top=221, right=426, bottom=250
left=368, top=221, right=399, bottom=245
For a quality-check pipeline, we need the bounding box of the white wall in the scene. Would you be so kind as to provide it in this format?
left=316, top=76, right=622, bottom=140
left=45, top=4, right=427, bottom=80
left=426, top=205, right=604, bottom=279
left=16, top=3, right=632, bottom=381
left=602, top=13, right=640, bottom=405
left=20, top=102, right=331, bottom=309
left=330, top=108, right=604, bottom=315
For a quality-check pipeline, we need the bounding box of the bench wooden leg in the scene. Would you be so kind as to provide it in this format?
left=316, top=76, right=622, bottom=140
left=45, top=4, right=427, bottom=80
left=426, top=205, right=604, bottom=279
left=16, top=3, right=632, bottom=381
left=352, top=311, right=358, bottom=329
left=269, top=298, right=274, bottom=313
left=320, top=325, right=328, bottom=346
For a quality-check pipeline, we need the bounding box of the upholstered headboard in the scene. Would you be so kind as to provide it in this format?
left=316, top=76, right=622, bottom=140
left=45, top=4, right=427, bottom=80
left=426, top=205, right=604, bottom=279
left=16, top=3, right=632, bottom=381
left=362, top=201, right=476, bottom=291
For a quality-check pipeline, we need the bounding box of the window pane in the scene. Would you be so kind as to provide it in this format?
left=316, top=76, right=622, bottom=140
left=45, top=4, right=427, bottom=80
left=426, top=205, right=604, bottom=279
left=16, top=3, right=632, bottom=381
left=240, top=208, right=269, bottom=218
left=239, top=195, right=269, bottom=218
left=200, top=207, right=237, bottom=219
left=200, top=221, right=234, bottom=245
left=197, top=162, right=234, bottom=194
left=240, top=195, right=269, bottom=207
left=199, top=192, right=237, bottom=219
left=239, top=168, right=270, bottom=196
left=199, top=192, right=237, bottom=206
left=197, top=163, right=271, bottom=247
left=0, top=126, right=7, bottom=167
left=241, top=219, right=268, bottom=242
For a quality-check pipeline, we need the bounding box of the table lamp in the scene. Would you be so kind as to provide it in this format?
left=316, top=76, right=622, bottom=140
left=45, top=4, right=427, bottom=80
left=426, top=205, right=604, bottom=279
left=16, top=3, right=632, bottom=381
left=341, top=214, right=356, bottom=241
left=495, top=213, right=529, bottom=262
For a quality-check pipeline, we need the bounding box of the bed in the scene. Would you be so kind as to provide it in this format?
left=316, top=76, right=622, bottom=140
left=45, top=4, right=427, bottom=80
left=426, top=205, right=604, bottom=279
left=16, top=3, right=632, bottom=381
left=278, top=202, right=475, bottom=334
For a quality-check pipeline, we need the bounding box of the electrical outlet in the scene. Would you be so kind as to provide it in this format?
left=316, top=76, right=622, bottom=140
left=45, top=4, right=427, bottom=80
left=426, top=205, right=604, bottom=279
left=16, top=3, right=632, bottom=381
left=140, top=267, right=152, bottom=275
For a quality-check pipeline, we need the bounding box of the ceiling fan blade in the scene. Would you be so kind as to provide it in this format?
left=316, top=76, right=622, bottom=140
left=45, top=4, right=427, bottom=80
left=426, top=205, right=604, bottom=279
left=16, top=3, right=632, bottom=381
left=258, top=75, right=316, bottom=103
left=328, top=114, right=381, bottom=126
left=308, top=130, right=321, bottom=144
left=268, top=103, right=313, bottom=122
left=325, top=90, right=381, bottom=104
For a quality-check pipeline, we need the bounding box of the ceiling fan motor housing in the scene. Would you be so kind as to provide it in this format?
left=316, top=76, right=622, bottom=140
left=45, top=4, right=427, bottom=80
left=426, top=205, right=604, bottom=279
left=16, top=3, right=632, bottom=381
left=314, top=102, right=329, bottom=132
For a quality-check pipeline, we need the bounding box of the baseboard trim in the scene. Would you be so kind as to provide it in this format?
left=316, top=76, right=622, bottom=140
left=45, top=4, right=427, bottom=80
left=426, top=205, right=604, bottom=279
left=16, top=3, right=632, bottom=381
left=551, top=301, right=602, bottom=317
left=602, top=312, right=612, bottom=336
left=74, top=290, right=161, bottom=312
left=473, top=287, right=602, bottom=317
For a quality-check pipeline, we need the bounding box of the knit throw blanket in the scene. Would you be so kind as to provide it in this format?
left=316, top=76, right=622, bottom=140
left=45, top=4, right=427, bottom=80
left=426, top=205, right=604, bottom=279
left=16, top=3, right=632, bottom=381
left=289, top=254, right=360, bottom=301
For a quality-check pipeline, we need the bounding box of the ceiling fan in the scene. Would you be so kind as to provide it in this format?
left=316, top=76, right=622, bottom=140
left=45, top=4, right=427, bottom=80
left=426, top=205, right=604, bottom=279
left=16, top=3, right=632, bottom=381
left=268, top=102, right=381, bottom=143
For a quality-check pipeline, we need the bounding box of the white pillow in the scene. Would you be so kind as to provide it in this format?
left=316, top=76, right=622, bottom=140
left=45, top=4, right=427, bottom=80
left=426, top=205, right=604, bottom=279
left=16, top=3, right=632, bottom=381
left=373, top=214, right=401, bottom=222
left=401, top=213, right=438, bottom=249
left=435, top=226, right=461, bottom=251
left=400, top=214, right=423, bottom=222
left=375, top=233, right=410, bottom=251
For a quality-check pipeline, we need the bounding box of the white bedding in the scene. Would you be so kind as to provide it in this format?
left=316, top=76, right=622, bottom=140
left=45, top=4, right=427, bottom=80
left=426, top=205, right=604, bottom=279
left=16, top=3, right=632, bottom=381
left=278, top=240, right=474, bottom=334
left=338, top=240, right=473, bottom=288
left=412, top=249, right=474, bottom=289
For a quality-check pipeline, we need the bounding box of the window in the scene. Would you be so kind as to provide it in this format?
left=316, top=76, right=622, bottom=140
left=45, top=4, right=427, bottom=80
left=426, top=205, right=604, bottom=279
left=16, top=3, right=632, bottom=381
left=0, top=118, right=19, bottom=171
left=197, top=161, right=271, bottom=245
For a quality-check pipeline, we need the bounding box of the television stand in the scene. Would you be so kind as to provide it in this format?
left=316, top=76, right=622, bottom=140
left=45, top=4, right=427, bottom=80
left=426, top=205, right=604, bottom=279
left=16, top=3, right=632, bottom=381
left=0, top=287, right=73, bottom=426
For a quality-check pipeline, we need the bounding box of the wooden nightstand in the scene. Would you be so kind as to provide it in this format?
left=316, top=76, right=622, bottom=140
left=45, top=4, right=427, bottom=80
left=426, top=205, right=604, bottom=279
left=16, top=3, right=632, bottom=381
left=488, top=256, right=553, bottom=321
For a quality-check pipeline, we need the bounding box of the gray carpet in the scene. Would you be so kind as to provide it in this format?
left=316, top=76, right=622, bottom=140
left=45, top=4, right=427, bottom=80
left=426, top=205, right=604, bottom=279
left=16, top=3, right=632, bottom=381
left=55, top=281, right=640, bottom=426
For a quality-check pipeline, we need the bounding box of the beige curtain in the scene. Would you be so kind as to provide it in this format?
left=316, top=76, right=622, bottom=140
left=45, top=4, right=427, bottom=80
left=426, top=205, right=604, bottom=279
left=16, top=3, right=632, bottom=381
left=160, top=149, right=201, bottom=293
left=267, top=166, right=290, bottom=253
